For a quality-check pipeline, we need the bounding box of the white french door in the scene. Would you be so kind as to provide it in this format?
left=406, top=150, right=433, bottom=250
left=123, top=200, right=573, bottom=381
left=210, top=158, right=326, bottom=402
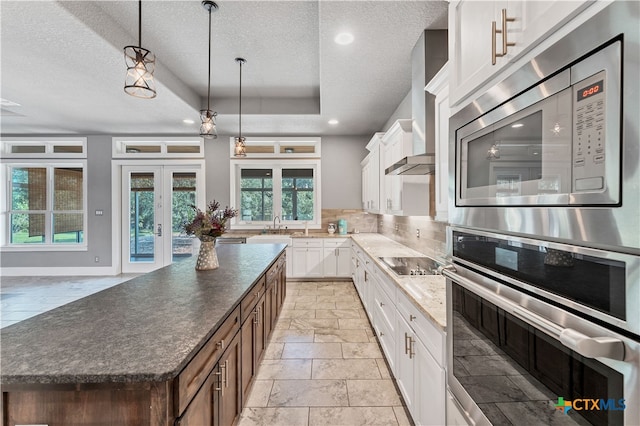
left=121, top=164, right=204, bottom=273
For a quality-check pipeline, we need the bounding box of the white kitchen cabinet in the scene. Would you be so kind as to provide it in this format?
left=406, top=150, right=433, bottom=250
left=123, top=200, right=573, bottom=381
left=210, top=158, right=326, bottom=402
left=291, top=239, right=323, bottom=278
left=322, top=239, right=351, bottom=278
left=361, top=133, right=383, bottom=213
left=285, top=247, right=292, bottom=278
left=447, top=390, right=470, bottom=426
left=449, top=0, right=591, bottom=107
left=381, top=120, right=412, bottom=215
left=425, top=63, right=450, bottom=222
left=371, top=274, right=397, bottom=374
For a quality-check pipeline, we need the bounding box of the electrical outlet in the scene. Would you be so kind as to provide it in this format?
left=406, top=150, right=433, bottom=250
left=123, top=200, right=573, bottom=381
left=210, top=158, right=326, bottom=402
left=416, top=229, right=421, bottom=238
left=94, top=256, right=100, bottom=263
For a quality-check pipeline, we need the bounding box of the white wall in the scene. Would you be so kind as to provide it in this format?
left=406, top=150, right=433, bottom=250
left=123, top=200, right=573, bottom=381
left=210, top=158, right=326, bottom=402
left=382, top=90, right=412, bottom=132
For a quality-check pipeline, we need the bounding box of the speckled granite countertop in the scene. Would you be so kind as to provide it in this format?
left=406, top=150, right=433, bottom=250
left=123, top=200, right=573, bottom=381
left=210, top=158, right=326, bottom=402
left=0, top=244, right=286, bottom=385
left=222, top=232, right=353, bottom=239
left=350, top=234, right=447, bottom=330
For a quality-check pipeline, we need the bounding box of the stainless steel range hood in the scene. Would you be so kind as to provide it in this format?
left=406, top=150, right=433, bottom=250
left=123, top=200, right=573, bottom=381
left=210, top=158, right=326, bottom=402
left=386, top=30, right=447, bottom=175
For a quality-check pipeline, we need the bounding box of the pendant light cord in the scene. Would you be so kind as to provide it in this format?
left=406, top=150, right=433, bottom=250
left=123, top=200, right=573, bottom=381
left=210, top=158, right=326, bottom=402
left=206, top=7, right=212, bottom=111
left=138, top=0, right=142, bottom=47
left=239, top=60, right=243, bottom=138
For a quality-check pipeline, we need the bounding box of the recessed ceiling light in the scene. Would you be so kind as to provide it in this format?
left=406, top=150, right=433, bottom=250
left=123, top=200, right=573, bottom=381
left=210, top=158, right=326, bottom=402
left=334, top=32, right=354, bottom=45
left=511, top=123, right=524, bottom=128
left=183, top=119, right=195, bottom=124
left=328, top=119, right=339, bottom=125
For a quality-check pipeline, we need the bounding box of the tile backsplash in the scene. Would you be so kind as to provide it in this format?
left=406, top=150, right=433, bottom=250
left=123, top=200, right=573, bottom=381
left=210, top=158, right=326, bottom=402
left=321, top=209, right=378, bottom=234
left=377, top=214, right=448, bottom=262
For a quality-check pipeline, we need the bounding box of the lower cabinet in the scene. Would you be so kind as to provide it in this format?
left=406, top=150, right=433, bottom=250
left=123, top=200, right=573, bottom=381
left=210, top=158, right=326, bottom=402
left=179, top=331, right=241, bottom=426
left=351, top=245, right=446, bottom=426
left=291, top=238, right=351, bottom=278
left=240, top=294, right=265, bottom=403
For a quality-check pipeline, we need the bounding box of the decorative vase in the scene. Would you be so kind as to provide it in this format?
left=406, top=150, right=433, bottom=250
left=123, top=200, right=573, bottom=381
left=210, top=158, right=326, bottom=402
left=196, top=239, right=219, bottom=270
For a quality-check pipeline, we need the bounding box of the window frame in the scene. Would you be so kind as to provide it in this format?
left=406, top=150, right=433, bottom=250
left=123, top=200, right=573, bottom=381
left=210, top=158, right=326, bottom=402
left=230, top=159, right=321, bottom=230
left=1, top=160, right=88, bottom=251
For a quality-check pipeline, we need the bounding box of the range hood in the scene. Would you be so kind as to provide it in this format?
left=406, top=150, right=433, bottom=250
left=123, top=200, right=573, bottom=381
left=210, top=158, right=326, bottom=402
left=386, top=30, right=447, bottom=175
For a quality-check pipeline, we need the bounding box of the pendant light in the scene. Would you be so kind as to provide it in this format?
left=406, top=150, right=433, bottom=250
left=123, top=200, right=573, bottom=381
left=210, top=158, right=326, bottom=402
left=200, top=1, right=219, bottom=139
left=234, top=57, right=247, bottom=157
left=124, top=0, right=156, bottom=99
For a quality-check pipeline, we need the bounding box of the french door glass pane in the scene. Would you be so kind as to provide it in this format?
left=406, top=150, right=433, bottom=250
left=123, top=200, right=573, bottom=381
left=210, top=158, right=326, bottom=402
left=240, top=169, right=273, bottom=221
left=282, top=168, right=314, bottom=221
left=129, top=173, right=155, bottom=262
left=10, top=213, right=45, bottom=243
left=172, top=172, right=196, bottom=261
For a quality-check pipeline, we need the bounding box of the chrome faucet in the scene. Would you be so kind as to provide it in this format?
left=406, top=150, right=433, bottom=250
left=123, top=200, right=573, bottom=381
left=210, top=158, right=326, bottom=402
left=273, top=215, right=281, bottom=233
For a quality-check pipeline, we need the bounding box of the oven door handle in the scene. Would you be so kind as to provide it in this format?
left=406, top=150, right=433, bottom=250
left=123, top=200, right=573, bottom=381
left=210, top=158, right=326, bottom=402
left=442, top=267, right=626, bottom=362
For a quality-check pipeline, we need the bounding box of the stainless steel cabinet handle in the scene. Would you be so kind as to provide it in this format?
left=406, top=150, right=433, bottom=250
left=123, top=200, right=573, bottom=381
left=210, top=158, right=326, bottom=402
left=408, top=336, right=415, bottom=359
left=500, top=8, right=516, bottom=55
left=491, top=20, right=502, bottom=65
left=380, top=301, right=384, bottom=307
left=404, top=332, right=410, bottom=355
left=409, top=315, right=416, bottom=322
left=214, top=370, right=222, bottom=391
left=216, top=339, right=225, bottom=349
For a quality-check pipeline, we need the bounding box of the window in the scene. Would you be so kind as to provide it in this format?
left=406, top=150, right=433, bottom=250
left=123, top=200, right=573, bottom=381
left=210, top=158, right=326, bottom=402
left=3, top=162, right=87, bottom=249
left=231, top=160, right=321, bottom=229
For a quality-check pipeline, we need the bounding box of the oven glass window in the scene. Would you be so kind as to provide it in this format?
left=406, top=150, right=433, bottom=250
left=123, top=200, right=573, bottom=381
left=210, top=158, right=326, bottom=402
left=452, top=282, right=624, bottom=425
left=452, top=231, right=626, bottom=321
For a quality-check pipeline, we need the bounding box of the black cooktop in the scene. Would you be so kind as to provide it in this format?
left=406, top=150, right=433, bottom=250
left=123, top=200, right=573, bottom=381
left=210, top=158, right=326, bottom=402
left=378, top=257, right=440, bottom=276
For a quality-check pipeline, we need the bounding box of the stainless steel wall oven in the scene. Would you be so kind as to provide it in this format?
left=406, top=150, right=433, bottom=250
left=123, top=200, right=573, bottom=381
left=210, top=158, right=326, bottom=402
left=443, top=227, right=640, bottom=426
left=448, top=1, right=640, bottom=254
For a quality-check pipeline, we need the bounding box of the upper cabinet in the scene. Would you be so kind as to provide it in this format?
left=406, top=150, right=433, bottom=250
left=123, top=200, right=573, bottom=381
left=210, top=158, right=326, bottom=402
left=381, top=120, right=413, bottom=215
left=449, top=0, right=591, bottom=108
left=425, top=63, right=450, bottom=223
left=361, top=133, right=384, bottom=214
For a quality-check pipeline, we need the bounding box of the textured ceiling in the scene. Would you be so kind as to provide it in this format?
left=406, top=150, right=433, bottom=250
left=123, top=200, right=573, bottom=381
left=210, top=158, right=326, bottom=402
left=0, top=1, right=447, bottom=137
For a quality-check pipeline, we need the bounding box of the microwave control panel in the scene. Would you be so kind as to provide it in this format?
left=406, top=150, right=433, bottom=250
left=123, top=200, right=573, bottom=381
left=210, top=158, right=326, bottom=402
left=572, top=70, right=606, bottom=192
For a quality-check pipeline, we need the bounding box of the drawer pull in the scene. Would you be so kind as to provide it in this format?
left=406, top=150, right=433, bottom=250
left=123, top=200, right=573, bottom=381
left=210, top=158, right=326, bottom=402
left=217, top=339, right=225, bottom=350
left=380, top=302, right=384, bottom=307
left=408, top=336, right=415, bottom=359
left=409, top=315, right=416, bottom=322
left=404, top=332, right=410, bottom=355
left=379, top=330, right=384, bottom=337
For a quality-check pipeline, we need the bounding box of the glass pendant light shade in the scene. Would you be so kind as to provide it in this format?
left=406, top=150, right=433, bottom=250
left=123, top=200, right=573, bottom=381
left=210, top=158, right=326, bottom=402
left=123, top=1, right=156, bottom=99
left=199, top=109, right=217, bottom=139
left=124, top=46, right=156, bottom=98
left=234, top=137, right=246, bottom=157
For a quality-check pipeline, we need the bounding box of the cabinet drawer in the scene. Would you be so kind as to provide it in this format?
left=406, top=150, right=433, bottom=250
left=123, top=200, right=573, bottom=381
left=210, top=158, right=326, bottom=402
left=373, top=308, right=396, bottom=373
left=241, top=276, right=265, bottom=323
left=175, top=306, right=240, bottom=415
left=292, top=238, right=323, bottom=248
left=396, top=290, right=444, bottom=367
left=323, top=238, right=351, bottom=249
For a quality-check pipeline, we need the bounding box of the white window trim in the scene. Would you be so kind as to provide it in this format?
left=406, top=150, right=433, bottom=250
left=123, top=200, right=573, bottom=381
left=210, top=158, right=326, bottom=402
left=230, top=158, right=322, bottom=230
left=228, top=137, right=321, bottom=159
left=0, top=137, right=87, bottom=158
left=112, top=137, right=204, bottom=158
left=1, top=159, right=88, bottom=251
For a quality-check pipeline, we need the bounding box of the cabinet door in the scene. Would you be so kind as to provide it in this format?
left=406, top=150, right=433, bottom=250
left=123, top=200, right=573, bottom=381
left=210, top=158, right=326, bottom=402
left=291, top=248, right=308, bottom=277
left=336, top=248, right=352, bottom=277
left=361, top=161, right=369, bottom=210
left=395, top=315, right=416, bottom=414
left=178, top=369, right=215, bottom=426
left=240, top=317, right=254, bottom=404
left=215, top=332, right=241, bottom=426
left=305, top=248, right=324, bottom=277
left=414, top=338, right=446, bottom=426
left=323, top=248, right=338, bottom=276
left=450, top=0, right=502, bottom=105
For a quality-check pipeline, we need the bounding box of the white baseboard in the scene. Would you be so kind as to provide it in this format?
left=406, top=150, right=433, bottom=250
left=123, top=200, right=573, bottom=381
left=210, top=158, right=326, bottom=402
left=0, top=266, right=118, bottom=277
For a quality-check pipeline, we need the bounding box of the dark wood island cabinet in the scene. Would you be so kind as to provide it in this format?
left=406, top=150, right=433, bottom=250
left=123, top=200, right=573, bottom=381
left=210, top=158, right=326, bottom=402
left=0, top=244, right=287, bottom=426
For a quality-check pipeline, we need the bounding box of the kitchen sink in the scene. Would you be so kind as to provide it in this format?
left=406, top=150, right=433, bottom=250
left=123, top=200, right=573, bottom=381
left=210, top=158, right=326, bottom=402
left=378, top=256, right=440, bottom=276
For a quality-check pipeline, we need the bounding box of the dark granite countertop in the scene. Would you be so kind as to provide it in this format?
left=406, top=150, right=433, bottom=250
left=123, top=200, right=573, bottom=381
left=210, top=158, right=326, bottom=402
left=0, top=244, right=286, bottom=385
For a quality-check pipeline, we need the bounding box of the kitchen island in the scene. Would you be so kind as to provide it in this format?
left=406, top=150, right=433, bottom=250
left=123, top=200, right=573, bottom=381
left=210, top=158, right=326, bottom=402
left=1, top=243, right=287, bottom=425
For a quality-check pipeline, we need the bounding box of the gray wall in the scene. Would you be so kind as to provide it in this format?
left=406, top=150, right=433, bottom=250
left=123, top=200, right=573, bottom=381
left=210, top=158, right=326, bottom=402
left=1, top=135, right=113, bottom=268
left=1, top=134, right=367, bottom=270
left=204, top=135, right=368, bottom=210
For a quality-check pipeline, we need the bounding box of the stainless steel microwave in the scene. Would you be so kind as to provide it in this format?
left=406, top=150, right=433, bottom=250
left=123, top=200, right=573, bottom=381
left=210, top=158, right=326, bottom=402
left=449, top=1, right=639, bottom=254
left=456, top=40, right=620, bottom=208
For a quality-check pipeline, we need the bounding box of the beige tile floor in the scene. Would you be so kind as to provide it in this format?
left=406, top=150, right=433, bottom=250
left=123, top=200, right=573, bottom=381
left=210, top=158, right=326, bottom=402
left=238, top=280, right=412, bottom=426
